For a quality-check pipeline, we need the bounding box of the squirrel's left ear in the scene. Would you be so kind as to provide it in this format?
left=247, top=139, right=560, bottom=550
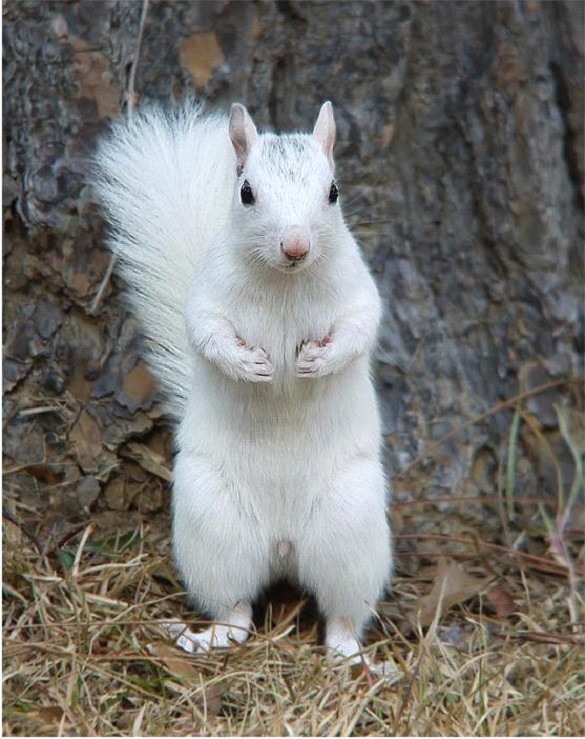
left=313, top=101, right=336, bottom=169
left=229, top=103, right=258, bottom=174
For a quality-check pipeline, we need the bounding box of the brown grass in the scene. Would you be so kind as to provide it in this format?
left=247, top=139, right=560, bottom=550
left=3, top=504, right=584, bottom=737
left=3, top=383, right=584, bottom=736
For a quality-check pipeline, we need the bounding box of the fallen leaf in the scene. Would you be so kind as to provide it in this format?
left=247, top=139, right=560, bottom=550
left=30, top=705, right=64, bottom=734
left=147, top=642, right=201, bottom=680
left=486, top=586, right=517, bottom=618
left=146, top=642, right=223, bottom=716
left=21, top=463, right=64, bottom=485
left=418, top=558, right=487, bottom=626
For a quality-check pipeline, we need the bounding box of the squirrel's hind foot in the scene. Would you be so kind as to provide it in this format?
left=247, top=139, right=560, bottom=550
left=325, top=617, right=364, bottom=661
left=164, top=602, right=253, bottom=654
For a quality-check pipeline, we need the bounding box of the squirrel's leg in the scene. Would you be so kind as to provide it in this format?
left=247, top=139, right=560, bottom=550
left=297, top=456, right=392, bottom=661
left=296, top=288, right=381, bottom=379
left=185, top=300, right=274, bottom=383
left=169, top=450, right=269, bottom=653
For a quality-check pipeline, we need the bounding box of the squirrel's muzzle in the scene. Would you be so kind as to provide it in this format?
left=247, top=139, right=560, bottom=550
left=280, top=234, right=310, bottom=262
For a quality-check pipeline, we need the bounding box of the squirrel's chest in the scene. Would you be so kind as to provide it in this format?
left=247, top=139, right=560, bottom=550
left=232, top=297, right=333, bottom=371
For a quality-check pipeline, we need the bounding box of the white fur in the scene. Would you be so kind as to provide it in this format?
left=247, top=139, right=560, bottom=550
left=95, top=102, right=393, bottom=658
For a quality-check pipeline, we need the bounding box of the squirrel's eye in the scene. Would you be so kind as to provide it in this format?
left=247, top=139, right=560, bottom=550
left=240, top=180, right=255, bottom=206
left=328, top=181, right=339, bottom=205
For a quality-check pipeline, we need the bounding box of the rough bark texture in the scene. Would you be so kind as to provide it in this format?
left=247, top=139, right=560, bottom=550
left=3, top=1, right=583, bottom=546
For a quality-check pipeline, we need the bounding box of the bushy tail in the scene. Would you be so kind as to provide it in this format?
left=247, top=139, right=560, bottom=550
left=94, top=104, right=235, bottom=418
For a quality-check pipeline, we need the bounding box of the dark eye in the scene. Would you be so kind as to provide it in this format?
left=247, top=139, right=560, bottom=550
left=240, top=180, right=255, bottom=206
left=328, top=181, right=339, bottom=205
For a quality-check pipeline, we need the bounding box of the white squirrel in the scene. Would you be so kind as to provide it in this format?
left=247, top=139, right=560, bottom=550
left=95, top=100, right=393, bottom=659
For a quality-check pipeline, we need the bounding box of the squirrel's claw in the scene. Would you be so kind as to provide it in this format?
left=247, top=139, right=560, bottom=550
left=236, top=344, right=274, bottom=382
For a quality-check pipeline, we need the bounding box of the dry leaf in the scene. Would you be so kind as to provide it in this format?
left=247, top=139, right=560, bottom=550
left=28, top=706, right=64, bottom=735
left=418, top=558, right=487, bottom=626
left=486, top=586, right=517, bottom=618
left=147, top=642, right=201, bottom=680
left=22, top=463, right=64, bottom=485
left=146, top=642, right=223, bottom=716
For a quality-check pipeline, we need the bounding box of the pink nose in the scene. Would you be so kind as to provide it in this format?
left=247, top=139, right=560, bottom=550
left=281, top=235, right=310, bottom=261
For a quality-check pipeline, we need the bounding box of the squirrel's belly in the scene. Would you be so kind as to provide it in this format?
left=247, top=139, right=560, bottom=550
left=179, top=376, right=379, bottom=495
left=188, top=360, right=377, bottom=436
left=176, top=364, right=382, bottom=535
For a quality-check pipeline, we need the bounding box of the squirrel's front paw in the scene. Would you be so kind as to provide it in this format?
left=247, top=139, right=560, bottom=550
left=295, top=335, right=334, bottom=378
left=235, top=342, right=274, bottom=383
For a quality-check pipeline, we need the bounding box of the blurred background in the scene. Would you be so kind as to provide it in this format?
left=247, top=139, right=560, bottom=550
left=3, top=0, right=583, bottom=561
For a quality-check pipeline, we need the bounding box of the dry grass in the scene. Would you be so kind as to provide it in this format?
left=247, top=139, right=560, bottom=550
left=3, top=384, right=584, bottom=736
left=3, top=504, right=584, bottom=737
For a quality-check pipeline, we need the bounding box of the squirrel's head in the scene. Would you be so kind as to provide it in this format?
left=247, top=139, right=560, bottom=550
left=228, top=102, right=341, bottom=274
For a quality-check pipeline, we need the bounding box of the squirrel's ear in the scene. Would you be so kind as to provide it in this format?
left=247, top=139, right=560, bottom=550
left=313, top=101, right=336, bottom=169
left=229, top=103, right=258, bottom=174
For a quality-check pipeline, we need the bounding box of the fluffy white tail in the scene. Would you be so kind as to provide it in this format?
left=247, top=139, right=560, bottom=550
left=94, top=104, right=236, bottom=418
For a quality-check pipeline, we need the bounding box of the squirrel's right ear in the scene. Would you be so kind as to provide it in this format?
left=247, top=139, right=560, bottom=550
left=313, top=101, right=336, bottom=169
left=229, top=103, right=258, bottom=175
